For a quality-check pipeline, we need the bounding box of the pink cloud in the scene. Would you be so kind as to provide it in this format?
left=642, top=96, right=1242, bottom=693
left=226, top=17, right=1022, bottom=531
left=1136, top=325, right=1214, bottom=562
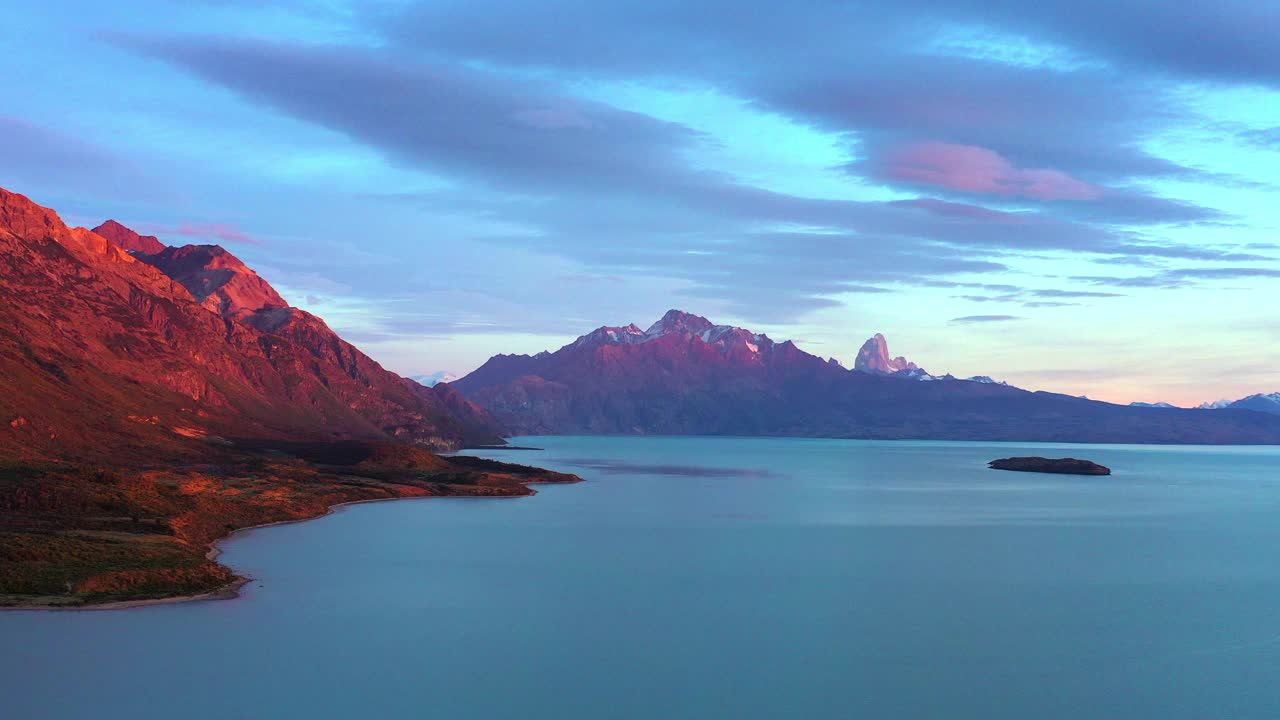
left=882, top=141, right=1103, bottom=201
left=167, top=222, right=262, bottom=245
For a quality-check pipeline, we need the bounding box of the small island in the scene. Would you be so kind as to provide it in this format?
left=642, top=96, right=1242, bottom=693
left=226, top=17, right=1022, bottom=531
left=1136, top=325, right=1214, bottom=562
left=988, top=457, right=1111, bottom=476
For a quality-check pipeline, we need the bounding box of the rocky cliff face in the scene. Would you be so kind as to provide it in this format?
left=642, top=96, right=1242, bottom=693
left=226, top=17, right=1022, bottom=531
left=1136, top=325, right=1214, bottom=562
left=90, top=220, right=166, bottom=255
left=138, top=244, right=289, bottom=320
left=453, top=309, right=1280, bottom=444
left=0, top=186, right=503, bottom=461
left=854, top=333, right=923, bottom=376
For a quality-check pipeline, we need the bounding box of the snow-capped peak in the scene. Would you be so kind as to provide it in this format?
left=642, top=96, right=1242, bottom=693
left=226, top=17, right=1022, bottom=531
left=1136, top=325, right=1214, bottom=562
left=641, top=310, right=770, bottom=353
left=644, top=309, right=715, bottom=337
left=569, top=309, right=775, bottom=359
left=1200, top=392, right=1280, bottom=415
left=409, top=371, right=458, bottom=387
left=572, top=323, right=647, bottom=348
left=1198, top=399, right=1236, bottom=410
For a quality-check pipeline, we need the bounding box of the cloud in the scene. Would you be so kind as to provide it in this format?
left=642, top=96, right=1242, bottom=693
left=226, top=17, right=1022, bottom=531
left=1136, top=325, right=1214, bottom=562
left=954, top=294, right=1020, bottom=303
left=376, top=0, right=1241, bottom=231
left=164, top=221, right=262, bottom=245
left=382, top=1, right=1219, bottom=181
left=922, top=0, right=1280, bottom=87
left=1072, top=274, right=1191, bottom=289
left=1238, top=127, right=1280, bottom=148
left=951, top=287, right=1124, bottom=306
left=122, top=36, right=703, bottom=197
left=1074, top=266, right=1280, bottom=289
left=114, top=21, right=1273, bottom=324
left=951, top=314, right=1022, bottom=323
left=123, top=36, right=1112, bottom=318
left=381, top=0, right=1280, bottom=89
left=0, top=115, right=156, bottom=203
left=0, top=115, right=116, bottom=172
left=1106, top=243, right=1273, bottom=262
left=874, top=141, right=1102, bottom=200
left=1165, top=267, right=1280, bottom=280
left=1030, top=289, right=1124, bottom=299
left=859, top=139, right=1219, bottom=226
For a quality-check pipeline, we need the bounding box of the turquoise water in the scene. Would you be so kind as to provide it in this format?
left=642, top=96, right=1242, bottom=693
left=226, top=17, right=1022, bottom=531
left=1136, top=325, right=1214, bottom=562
left=4, top=437, right=1280, bottom=718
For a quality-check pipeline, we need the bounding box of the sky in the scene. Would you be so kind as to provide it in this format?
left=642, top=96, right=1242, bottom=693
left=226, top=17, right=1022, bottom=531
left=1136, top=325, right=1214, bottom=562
left=2, top=1, right=1278, bottom=406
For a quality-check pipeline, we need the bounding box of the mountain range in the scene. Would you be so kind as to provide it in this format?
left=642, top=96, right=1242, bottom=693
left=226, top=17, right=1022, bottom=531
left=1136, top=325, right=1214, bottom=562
left=1198, top=393, right=1280, bottom=415
left=0, top=187, right=505, bottom=462
left=451, top=309, right=1280, bottom=444
left=1126, top=394, right=1280, bottom=414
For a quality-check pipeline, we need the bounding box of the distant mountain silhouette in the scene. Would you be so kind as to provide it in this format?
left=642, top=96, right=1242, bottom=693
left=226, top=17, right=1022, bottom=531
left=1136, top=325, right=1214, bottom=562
left=1200, top=393, right=1280, bottom=415
left=454, top=309, right=1280, bottom=444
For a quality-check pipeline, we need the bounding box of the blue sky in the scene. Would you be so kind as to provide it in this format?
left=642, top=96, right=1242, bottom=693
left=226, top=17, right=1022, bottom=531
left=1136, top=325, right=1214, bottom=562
left=3, top=0, right=1278, bottom=405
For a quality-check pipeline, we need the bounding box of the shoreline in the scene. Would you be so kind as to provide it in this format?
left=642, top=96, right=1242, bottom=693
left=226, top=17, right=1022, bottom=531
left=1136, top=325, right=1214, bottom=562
left=1, top=474, right=575, bottom=613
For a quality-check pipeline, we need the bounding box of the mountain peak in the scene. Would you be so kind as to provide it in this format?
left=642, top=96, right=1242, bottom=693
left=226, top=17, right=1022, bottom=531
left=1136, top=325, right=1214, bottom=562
left=569, top=310, right=775, bottom=360
left=572, top=323, right=647, bottom=348
left=91, top=220, right=166, bottom=255
left=0, top=189, right=170, bottom=274
left=138, top=243, right=288, bottom=319
left=0, top=187, right=65, bottom=243
left=854, top=333, right=921, bottom=375
left=645, top=309, right=714, bottom=336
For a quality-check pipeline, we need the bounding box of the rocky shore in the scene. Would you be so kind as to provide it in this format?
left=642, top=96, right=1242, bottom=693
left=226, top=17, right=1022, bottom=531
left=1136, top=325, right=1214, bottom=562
left=0, top=440, right=579, bottom=609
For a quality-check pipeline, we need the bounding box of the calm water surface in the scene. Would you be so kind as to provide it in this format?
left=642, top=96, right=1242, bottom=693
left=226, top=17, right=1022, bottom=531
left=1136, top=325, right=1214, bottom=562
left=4, top=437, right=1280, bottom=718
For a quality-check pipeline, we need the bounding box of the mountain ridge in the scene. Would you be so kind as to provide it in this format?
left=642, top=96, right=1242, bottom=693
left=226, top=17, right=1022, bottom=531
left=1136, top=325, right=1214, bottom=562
left=0, top=186, right=504, bottom=459
left=138, top=243, right=288, bottom=320
left=452, top=309, right=1280, bottom=444
left=90, top=219, right=166, bottom=255
left=1200, top=392, right=1280, bottom=415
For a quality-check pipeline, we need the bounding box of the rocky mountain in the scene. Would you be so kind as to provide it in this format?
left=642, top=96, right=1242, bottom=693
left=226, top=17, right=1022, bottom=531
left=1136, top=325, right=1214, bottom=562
left=138, top=244, right=288, bottom=320
left=453, top=309, right=1280, bottom=444
left=90, top=219, right=166, bottom=255
left=1200, top=393, right=1280, bottom=415
left=0, top=186, right=504, bottom=461
left=855, top=333, right=924, bottom=376
left=851, top=333, right=1004, bottom=384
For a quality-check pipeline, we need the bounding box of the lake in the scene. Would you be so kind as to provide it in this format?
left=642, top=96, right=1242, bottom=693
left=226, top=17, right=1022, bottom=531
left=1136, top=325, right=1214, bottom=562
left=4, top=437, right=1280, bottom=718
